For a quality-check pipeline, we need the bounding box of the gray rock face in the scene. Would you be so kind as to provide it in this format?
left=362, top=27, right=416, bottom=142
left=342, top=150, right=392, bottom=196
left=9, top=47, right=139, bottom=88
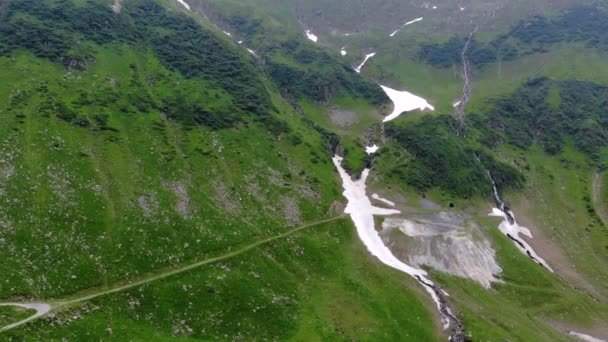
left=381, top=212, right=502, bottom=288
left=328, top=109, right=358, bottom=127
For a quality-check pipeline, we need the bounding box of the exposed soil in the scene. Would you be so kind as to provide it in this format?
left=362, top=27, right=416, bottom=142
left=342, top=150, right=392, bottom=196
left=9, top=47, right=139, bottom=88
left=592, top=171, right=607, bottom=225
left=328, top=109, right=358, bottom=127
left=112, top=0, right=122, bottom=13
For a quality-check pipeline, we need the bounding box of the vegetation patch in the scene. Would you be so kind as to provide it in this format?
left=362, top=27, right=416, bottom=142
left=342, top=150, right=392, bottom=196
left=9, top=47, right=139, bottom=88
left=418, top=5, right=608, bottom=69
left=385, top=115, right=523, bottom=198
left=475, top=77, right=608, bottom=163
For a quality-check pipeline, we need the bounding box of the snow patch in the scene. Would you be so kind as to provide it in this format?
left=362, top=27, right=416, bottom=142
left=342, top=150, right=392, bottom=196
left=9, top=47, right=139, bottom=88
left=340, top=48, right=347, bottom=56
left=390, top=17, right=424, bottom=37
left=332, top=156, right=447, bottom=326
left=354, top=52, right=376, bottom=73
left=452, top=100, right=462, bottom=108
left=365, top=144, right=379, bottom=155
left=489, top=208, right=554, bottom=272
left=305, top=30, right=318, bottom=43
left=372, top=194, right=395, bottom=207
left=405, top=17, right=424, bottom=26
left=176, top=0, right=190, bottom=10
left=247, top=49, right=257, bottom=56
left=380, top=85, right=434, bottom=122
left=223, top=31, right=232, bottom=37
left=569, top=332, right=606, bottom=342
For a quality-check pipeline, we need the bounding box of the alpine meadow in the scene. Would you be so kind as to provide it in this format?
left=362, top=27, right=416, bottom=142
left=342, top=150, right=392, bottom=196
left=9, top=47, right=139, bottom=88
left=0, top=0, right=607, bottom=341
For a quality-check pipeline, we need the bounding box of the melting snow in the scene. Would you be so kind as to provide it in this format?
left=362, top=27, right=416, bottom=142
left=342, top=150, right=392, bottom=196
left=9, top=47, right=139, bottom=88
left=223, top=31, right=232, bottom=37
left=452, top=100, right=462, bottom=108
left=247, top=49, right=257, bottom=56
left=372, top=194, right=395, bottom=207
left=390, top=17, right=424, bottom=37
left=340, top=48, right=347, bottom=56
left=405, top=17, right=424, bottom=25
left=489, top=208, right=554, bottom=272
left=305, top=30, right=318, bottom=43
left=380, top=85, right=434, bottom=122
left=365, top=144, right=379, bottom=155
left=176, top=0, right=190, bottom=10
left=569, top=332, right=606, bottom=342
left=332, top=156, right=448, bottom=328
left=460, top=7, right=466, bottom=11
left=354, top=52, right=376, bottom=73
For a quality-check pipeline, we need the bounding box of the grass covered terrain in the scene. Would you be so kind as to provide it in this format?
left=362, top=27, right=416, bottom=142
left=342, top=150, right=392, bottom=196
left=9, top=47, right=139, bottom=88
left=0, top=0, right=441, bottom=339
left=0, top=306, right=35, bottom=328
left=1, top=0, right=608, bottom=340
left=3, top=219, right=440, bottom=341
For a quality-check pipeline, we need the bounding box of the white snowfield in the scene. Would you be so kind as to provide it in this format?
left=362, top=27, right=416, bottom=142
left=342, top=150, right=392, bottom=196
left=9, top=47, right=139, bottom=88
left=489, top=208, right=554, bottom=272
left=365, top=144, right=379, bottom=155
left=569, top=331, right=607, bottom=342
left=305, top=30, right=318, bottom=42
left=0, top=303, right=52, bottom=332
left=390, top=17, right=423, bottom=37
left=354, top=52, right=376, bottom=73
left=372, top=193, right=395, bottom=207
left=380, top=85, right=434, bottom=122
left=332, top=156, right=448, bottom=328
left=176, top=0, right=190, bottom=10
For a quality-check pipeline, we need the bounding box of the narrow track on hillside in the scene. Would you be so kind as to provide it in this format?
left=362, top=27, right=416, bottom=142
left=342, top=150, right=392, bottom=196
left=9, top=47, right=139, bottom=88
left=592, top=171, right=608, bottom=226
left=0, top=215, right=344, bottom=333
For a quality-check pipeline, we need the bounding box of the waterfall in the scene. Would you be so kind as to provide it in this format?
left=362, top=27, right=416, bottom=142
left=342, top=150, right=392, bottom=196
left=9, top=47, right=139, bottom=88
left=484, top=168, right=553, bottom=272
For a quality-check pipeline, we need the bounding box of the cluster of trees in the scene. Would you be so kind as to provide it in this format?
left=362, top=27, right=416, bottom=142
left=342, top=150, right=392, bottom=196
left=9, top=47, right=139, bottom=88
left=0, top=0, right=291, bottom=134
left=477, top=77, right=608, bottom=161
left=510, top=6, right=608, bottom=48
left=419, top=5, right=608, bottom=69
left=0, top=0, right=132, bottom=61
left=418, top=35, right=519, bottom=69
left=386, top=115, right=523, bottom=197
left=266, top=39, right=388, bottom=105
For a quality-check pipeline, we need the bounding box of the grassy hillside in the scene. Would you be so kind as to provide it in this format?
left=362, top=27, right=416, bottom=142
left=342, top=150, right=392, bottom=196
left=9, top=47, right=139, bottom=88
left=3, top=219, right=441, bottom=341
left=0, top=0, right=443, bottom=339
left=2, top=0, right=608, bottom=340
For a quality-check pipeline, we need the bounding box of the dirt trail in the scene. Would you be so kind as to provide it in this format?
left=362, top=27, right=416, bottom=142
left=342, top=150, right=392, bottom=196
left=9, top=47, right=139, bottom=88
left=592, top=171, right=607, bottom=225
left=0, top=216, right=343, bottom=333
left=0, top=304, right=51, bottom=333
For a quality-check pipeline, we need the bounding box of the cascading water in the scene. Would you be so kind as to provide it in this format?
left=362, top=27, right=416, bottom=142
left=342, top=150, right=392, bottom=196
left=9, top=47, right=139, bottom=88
left=485, top=170, right=554, bottom=272
left=330, top=79, right=467, bottom=341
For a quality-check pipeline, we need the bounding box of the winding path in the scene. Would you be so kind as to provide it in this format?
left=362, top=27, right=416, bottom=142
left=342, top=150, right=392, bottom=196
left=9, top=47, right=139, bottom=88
left=0, top=216, right=342, bottom=333
left=592, top=171, right=607, bottom=225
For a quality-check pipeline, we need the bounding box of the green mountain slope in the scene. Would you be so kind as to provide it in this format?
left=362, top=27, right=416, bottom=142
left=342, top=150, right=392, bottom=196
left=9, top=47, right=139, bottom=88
left=0, top=0, right=444, bottom=340
left=1, top=0, right=608, bottom=340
